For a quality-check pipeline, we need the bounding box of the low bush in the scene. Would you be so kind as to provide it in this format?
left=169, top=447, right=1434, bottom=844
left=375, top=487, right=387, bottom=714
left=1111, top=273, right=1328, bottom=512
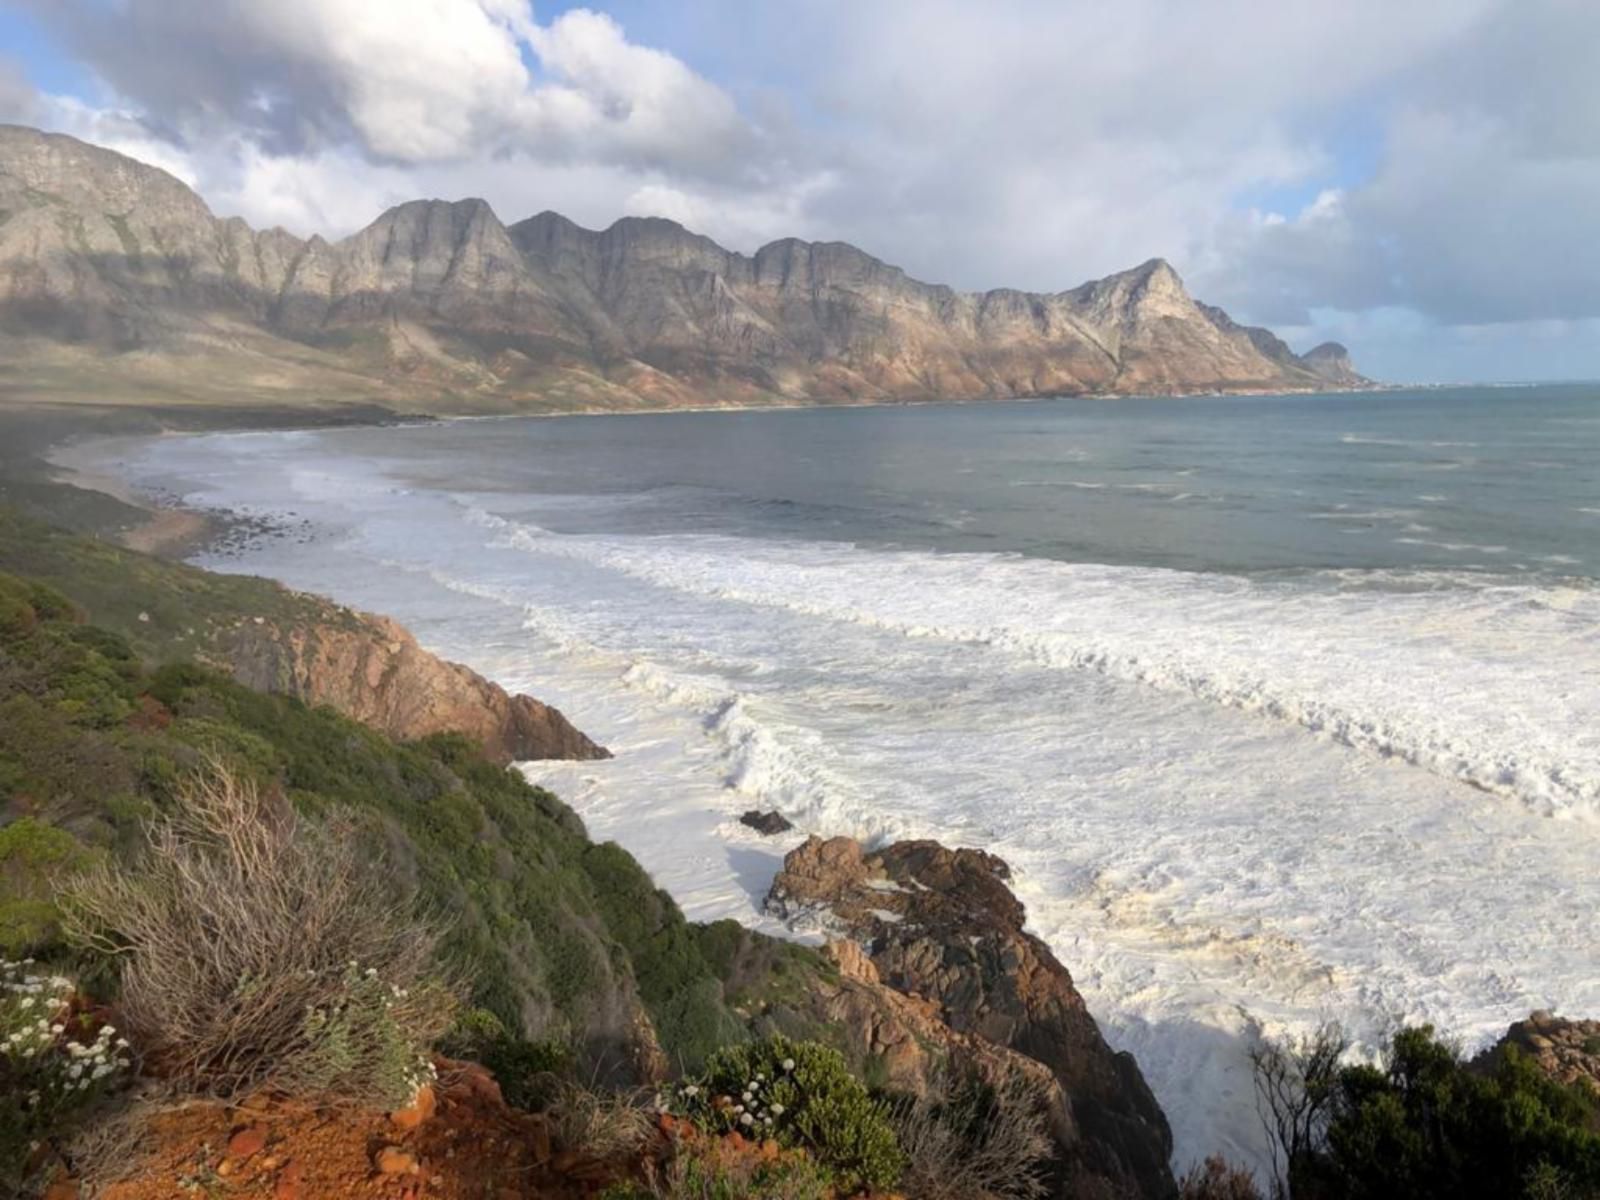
left=889, top=1065, right=1056, bottom=1200
left=547, top=1077, right=657, bottom=1161
left=440, top=1009, right=574, bottom=1111
left=60, top=759, right=456, bottom=1105
left=1178, top=1155, right=1265, bottom=1200
left=0, top=819, right=99, bottom=957
left=0, top=958, right=131, bottom=1192
left=670, top=1034, right=905, bottom=1193
left=609, top=1145, right=833, bottom=1200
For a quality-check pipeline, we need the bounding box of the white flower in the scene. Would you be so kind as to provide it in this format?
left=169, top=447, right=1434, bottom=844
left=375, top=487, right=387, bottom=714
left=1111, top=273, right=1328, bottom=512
left=739, top=1113, right=754, bottom=1126
left=68, top=1063, right=83, bottom=1079
left=781, top=1058, right=796, bottom=1072
left=50, top=1024, right=64, bottom=1035
left=770, top=1103, right=784, bottom=1115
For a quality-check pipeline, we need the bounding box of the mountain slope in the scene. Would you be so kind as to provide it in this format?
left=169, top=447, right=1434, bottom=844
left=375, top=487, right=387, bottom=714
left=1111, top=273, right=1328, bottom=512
left=0, top=124, right=1368, bottom=411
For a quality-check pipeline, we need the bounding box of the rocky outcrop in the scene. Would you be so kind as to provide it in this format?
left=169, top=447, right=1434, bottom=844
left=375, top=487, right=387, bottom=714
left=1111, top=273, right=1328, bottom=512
left=0, top=124, right=1366, bottom=412
left=767, top=835, right=1175, bottom=1199
left=1480, top=1011, right=1600, bottom=1096
left=217, top=607, right=608, bottom=764
left=1301, top=342, right=1367, bottom=386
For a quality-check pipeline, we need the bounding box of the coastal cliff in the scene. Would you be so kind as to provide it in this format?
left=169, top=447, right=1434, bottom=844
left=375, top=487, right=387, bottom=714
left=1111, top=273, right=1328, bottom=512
left=221, top=607, right=608, bottom=764
left=768, top=835, right=1176, bottom=1199
left=0, top=124, right=1368, bottom=414
left=0, top=551, right=1180, bottom=1197
left=0, top=507, right=606, bottom=764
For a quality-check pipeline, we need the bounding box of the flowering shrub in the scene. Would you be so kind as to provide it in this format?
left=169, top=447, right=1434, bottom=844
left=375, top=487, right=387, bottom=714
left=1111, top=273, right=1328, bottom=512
left=669, top=1035, right=905, bottom=1193
left=1, top=958, right=130, bottom=1190
left=292, top=962, right=440, bottom=1103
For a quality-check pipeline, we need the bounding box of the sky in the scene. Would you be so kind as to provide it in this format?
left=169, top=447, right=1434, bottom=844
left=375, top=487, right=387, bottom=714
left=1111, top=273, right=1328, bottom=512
left=1, top=0, right=1596, bottom=383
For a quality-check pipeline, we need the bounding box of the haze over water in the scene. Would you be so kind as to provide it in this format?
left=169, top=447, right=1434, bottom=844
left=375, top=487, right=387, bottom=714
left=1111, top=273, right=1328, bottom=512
left=103, top=385, right=1600, bottom=1171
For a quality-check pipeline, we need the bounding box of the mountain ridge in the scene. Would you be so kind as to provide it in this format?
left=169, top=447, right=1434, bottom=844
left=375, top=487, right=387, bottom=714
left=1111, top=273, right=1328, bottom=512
left=0, top=123, right=1370, bottom=413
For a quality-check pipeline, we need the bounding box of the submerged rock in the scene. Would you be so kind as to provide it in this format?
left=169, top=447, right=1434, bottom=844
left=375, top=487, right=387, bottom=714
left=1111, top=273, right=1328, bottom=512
left=739, top=809, right=794, bottom=835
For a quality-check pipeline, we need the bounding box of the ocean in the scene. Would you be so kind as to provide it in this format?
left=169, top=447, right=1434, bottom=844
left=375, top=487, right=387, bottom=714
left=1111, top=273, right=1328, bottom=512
left=90, top=384, right=1600, bottom=1172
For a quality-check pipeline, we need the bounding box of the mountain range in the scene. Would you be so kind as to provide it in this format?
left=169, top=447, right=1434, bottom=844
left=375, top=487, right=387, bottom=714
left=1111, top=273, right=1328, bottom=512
left=0, top=124, right=1365, bottom=413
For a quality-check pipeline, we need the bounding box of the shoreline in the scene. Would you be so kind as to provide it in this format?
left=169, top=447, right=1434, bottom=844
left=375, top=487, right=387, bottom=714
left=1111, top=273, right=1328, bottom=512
left=44, top=435, right=227, bottom=559
left=33, top=388, right=1600, bottom=1177
left=18, top=384, right=1379, bottom=552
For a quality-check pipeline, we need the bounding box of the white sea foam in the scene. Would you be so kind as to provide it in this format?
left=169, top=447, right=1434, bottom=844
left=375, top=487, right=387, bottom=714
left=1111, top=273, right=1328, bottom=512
left=471, top=513, right=1599, bottom=820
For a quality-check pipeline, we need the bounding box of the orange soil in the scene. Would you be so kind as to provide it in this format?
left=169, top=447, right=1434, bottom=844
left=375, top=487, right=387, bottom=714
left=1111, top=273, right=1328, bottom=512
left=92, top=1063, right=613, bottom=1200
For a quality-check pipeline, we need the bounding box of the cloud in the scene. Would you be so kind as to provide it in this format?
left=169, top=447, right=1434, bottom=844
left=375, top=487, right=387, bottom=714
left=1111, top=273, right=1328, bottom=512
left=521, top=10, right=752, bottom=175
left=20, top=1, right=757, bottom=177
left=0, top=57, right=40, bottom=124
left=1196, top=1, right=1600, bottom=330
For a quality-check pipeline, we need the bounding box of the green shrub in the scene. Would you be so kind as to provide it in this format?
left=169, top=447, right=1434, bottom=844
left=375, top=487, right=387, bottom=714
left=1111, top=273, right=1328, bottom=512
left=0, top=959, right=130, bottom=1192
left=0, top=819, right=98, bottom=956
left=581, top=842, right=747, bottom=1070
left=440, top=1010, right=575, bottom=1112
left=671, top=1035, right=905, bottom=1193
left=1254, top=1024, right=1600, bottom=1200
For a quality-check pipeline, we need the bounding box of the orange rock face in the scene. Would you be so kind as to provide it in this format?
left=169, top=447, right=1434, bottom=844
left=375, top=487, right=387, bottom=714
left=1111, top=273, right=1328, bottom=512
left=221, top=610, right=609, bottom=765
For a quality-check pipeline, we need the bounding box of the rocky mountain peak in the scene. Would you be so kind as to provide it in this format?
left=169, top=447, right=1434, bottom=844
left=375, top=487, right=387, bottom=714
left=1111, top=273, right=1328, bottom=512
left=0, top=123, right=1371, bottom=406
left=1065, top=255, right=1198, bottom=331
left=1302, top=341, right=1366, bottom=385
left=0, top=123, right=214, bottom=227
left=1305, top=340, right=1351, bottom=363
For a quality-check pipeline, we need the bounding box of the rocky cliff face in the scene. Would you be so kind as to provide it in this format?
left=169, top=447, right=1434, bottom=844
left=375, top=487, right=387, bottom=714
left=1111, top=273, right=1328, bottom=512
left=0, top=124, right=1367, bottom=410
left=768, top=835, right=1175, bottom=1199
left=1480, top=1012, right=1600, bottom=1097
left=217, top=607, right=608, bottom=764
left=1301, top=341, right=1364, bottom=386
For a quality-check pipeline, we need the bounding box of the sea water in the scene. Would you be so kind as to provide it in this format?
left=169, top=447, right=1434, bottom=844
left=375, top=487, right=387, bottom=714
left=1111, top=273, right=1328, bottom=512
left=93, top=385, right=1600, bottom=1172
